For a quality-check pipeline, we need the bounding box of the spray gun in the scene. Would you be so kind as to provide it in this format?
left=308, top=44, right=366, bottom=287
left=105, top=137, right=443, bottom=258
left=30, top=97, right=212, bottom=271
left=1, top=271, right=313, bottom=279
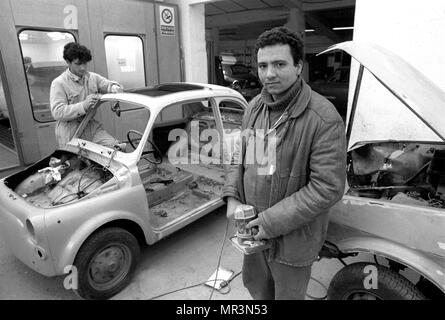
left=230, top=204, right=271, bottom=255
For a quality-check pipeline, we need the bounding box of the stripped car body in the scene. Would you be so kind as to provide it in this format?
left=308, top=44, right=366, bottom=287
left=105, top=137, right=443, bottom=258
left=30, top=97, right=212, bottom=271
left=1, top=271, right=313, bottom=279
left=0, top=82, right=247, bottom=299
left=320, top=42, right=445, bottom=299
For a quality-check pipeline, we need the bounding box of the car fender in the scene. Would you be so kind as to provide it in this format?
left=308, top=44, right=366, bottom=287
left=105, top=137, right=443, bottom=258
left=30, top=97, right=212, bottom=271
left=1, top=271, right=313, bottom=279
left=335, top=236, right=445, bottom=293
left=55, top=210, right=148, bottom=275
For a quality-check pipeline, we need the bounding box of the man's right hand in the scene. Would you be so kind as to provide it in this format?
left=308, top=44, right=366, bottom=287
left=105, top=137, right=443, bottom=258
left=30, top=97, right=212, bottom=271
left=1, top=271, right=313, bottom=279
left=226, top=197, right=242, bottom=219
left=83, top=94, right=100, bottom=112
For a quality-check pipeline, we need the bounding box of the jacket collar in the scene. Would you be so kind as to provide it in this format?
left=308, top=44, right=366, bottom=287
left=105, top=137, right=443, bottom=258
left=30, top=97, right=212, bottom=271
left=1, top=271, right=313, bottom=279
left=65, top=68, right=89, bottom=82
left=261, top=77, right=302, bottom=111
left=288, top=78, right=312, bottom=119
left=253, top=77, right=312, bottom=120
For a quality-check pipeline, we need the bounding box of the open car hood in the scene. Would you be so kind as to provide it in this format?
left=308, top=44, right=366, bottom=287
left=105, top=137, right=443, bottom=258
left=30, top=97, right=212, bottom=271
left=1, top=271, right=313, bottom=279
left=320, top=41, right=445, bottom=149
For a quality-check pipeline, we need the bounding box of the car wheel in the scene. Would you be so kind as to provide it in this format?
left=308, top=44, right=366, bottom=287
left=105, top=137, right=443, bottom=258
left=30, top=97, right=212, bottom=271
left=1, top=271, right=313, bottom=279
left=327, top=262, right=426, bottom=300
left=74, top=227, right=140, bottom=300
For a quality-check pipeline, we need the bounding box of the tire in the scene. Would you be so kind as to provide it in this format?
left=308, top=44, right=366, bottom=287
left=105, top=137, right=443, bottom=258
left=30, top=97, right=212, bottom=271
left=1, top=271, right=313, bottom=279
left=74, top=227, right=140, bottom=300
left=327, top=262, right=426, bottom=300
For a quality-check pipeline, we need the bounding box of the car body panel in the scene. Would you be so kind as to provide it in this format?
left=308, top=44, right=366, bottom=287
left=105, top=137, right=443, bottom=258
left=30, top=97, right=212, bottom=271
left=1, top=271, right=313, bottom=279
left=326, top=222, right=445, bottom=291
left=320, top=41, right=445, bottom=148
left=329, top=194, right=445, bottom=258
left=0, top=184, right=54, bottom=275
left=45, top=184, right=150, bottom=274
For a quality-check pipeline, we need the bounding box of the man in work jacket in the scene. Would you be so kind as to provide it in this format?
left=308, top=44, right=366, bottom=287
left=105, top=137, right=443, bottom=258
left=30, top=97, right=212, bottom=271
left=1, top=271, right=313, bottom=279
left=223, top=27, right=347, bottom=300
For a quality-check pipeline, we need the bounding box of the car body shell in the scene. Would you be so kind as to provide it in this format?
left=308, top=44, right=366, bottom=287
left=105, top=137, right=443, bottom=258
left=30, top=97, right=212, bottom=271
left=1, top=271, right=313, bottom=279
left=0, top=83, right=247, bottom=276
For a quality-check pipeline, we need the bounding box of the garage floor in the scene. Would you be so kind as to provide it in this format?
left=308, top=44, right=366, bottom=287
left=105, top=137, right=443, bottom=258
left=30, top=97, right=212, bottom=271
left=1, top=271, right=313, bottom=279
left=0, top=206, right=349, bottom=300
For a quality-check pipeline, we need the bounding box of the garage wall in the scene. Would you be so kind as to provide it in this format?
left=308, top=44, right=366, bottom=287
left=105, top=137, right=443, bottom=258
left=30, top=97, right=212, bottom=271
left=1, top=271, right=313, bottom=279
left=170, top=0, right=208, bottom=83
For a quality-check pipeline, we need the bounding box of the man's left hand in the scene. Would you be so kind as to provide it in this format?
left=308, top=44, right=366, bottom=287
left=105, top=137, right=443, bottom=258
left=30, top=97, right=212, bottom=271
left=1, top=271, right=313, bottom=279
left=246, top=218, right=271, bottom=241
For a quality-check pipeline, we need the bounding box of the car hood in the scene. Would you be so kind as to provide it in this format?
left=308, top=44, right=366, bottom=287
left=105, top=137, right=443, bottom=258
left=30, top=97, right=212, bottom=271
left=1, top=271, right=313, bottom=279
left=320, top=41, right=445, bottom=149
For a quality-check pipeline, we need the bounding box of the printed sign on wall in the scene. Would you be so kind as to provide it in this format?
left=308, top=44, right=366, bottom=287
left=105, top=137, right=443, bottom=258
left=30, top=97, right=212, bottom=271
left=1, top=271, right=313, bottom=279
left=159, top=6, right=175, bottom=36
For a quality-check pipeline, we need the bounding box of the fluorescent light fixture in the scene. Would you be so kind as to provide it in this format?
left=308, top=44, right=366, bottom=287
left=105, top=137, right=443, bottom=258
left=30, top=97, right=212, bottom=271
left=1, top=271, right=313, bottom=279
left=332, top=26, right=354, bottom=30
left=19, top=33, right=29, bottom=41
left=47, top=32, right=65, bottom=41
left=305, top=29, right=315, bottom=32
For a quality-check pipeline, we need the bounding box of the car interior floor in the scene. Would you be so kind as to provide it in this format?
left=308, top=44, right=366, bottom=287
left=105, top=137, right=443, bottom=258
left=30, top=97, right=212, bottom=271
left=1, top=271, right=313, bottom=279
left=138, top=154, right=225, bottom=229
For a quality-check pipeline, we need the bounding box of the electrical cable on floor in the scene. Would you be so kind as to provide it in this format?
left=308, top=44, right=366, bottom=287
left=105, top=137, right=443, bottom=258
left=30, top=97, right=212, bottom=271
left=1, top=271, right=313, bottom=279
left=209, top=218, right=230, bottom=300
left=146, top=218, right=237, bottom=300
left=145, top=216, right=330, bottom=300
left=146, top=271, right=242, bottom=300
left=306, top=276, right=328, bottom=300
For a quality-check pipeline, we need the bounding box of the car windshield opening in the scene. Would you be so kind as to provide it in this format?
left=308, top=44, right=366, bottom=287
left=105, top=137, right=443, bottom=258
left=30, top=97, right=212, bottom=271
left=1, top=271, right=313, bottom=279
left=75, top=99, right=149, bottom=153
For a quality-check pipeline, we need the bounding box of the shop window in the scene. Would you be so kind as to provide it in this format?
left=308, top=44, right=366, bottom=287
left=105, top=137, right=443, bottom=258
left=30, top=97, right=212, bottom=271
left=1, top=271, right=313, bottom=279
left=18, top=30, right=75, bottom=122
left=104, top=35, right=145, bottom=90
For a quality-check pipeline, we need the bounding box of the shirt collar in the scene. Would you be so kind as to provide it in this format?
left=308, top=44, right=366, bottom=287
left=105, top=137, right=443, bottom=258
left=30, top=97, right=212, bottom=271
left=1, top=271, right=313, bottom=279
left=65, top=68, right=89, bottom=82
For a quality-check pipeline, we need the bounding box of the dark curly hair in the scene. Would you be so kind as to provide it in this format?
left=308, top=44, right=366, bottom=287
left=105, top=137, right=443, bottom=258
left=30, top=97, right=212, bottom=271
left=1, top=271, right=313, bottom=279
left=255, top=26, right=304, bottom=65
left=63, top=42, right=92, bottom=63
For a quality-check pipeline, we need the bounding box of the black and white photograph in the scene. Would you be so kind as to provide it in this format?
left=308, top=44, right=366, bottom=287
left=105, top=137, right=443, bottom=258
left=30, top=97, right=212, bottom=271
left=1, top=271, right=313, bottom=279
left=0, top=0, right=444, bottom=306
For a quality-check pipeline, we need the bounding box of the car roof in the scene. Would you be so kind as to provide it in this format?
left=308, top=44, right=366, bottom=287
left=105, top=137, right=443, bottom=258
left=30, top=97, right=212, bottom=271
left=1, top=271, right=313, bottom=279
left=101, top=82, right=246, bottom=112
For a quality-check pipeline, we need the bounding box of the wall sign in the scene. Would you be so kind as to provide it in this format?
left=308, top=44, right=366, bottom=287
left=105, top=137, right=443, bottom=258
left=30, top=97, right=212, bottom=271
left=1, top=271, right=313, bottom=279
left=159, top=6, right=175, bottom=36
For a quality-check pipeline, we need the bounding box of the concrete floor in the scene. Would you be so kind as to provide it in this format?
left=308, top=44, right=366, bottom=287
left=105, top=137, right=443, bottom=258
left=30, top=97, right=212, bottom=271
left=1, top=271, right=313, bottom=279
left=0, top=206, right=347, bottom=300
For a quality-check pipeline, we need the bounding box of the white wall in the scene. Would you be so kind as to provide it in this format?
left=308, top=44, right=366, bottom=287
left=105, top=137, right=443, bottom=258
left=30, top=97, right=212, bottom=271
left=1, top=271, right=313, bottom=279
left=170, top=0, right=208, bottom=83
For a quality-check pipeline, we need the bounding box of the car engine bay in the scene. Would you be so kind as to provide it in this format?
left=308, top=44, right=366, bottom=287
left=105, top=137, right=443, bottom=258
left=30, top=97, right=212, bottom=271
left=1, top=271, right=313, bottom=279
left=347, top=142, right=445, bottom=208
left=4, top=151, right=114, bottom=208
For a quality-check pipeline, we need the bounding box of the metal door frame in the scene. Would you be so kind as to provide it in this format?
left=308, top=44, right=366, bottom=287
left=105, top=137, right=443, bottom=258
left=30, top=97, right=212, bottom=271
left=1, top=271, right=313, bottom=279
left=0, top=50, right=24, bottom=167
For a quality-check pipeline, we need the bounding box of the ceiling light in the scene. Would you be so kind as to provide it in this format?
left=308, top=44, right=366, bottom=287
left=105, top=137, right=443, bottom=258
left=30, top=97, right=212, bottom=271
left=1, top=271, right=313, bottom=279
left=47, top=32, right=65, bottom=41
left=305, top=29, right=315, bottom=32
left=332, top=26, right=354, bottom=31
